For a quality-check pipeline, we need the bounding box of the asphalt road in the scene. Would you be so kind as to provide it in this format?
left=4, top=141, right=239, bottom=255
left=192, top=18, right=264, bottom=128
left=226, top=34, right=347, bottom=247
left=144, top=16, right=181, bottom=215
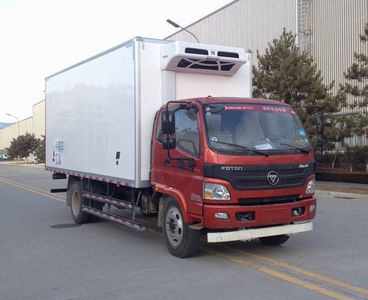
left=0, top=163, right=367, bottom=300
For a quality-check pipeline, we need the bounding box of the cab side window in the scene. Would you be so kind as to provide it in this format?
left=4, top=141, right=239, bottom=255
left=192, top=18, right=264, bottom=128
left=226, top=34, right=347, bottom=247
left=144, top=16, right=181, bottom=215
left=156, top=111, right=164, bottom=143
left=175, top=109, right=200, bottom=156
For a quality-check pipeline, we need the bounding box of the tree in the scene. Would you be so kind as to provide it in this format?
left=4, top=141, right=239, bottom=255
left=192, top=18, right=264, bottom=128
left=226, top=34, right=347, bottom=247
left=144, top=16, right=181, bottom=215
left=34, top=135, right=45, bottom=163
left=7, top=138, right=20, bottom=159
left=252, top=29, right=352, bottom=149
left=339, top=22, right=368, bottom=142
left=6, top=133, right=40, bottom=159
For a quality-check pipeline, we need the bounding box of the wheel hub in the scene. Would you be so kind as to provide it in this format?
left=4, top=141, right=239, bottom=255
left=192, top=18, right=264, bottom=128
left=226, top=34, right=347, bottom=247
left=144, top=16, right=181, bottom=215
left=165, top=206, right=183, bottom=247
left=71, top=191, right=81, bottom=216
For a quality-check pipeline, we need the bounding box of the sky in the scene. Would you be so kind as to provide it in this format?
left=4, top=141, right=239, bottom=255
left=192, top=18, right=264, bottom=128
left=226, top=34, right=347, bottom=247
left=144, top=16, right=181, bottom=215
left=0, top=0, right=232, bottom=122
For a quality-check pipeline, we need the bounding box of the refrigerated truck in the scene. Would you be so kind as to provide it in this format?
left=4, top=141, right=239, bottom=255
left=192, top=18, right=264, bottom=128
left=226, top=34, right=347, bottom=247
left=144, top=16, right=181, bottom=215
left=46, top=37, right=316, bottom=257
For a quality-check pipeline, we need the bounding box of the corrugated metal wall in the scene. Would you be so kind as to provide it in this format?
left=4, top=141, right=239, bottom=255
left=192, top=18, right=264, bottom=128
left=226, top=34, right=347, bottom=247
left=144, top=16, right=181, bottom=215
left=0, top=124, right=18, bottom=150
left=167, top=0, right=297, bottom=56
left=311, top=0, right=367, bottom=93
left=0, top=117, right=33, bottom=150
left=32, top=100, right=45, bottom=138
left=311, top=0, right=368, bottom=146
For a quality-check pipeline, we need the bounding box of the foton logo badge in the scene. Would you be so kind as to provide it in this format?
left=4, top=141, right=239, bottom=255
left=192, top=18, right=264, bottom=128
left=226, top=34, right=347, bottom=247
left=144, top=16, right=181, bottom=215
left=267, top=171, right=279, bottom=185
left=221, top=166, right=243, bottom=171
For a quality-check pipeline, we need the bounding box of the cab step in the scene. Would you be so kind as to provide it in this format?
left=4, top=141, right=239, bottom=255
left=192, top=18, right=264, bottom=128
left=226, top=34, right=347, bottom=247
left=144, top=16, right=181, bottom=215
left=82, top=207, right=146, bottom=231
left=82, top=191, right=133, bottom=210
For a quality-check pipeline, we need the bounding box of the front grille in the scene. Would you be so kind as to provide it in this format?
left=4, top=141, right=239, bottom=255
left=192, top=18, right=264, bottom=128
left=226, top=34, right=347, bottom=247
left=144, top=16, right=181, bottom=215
left=236, top=175, right=302, bottom=188
left=238, top=195, right=301, bottom=206
left=204, top=163, right=315, bottom=190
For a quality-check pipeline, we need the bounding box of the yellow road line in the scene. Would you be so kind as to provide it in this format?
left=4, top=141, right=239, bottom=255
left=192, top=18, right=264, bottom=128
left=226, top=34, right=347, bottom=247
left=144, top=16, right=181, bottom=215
left=205, top=248, right=355, bottom=300
left=138, top=219, right=360, bottom=299
left=0, top=176, right=65, bottom=202
left=223, top=245, right=368, bottom=298
left=0, top=176, right=363, bottom=299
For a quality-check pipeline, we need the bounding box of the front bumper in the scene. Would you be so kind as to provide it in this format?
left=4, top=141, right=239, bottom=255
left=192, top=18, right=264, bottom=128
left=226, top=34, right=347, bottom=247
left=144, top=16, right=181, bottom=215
left=207, top=222, right=313, bottom=243
left=203, top=198, right=316, bottom=229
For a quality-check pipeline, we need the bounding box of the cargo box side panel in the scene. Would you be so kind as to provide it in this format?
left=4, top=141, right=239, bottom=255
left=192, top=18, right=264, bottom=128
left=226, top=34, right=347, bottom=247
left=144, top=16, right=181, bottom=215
left=46, top=45, right=136, bottom=182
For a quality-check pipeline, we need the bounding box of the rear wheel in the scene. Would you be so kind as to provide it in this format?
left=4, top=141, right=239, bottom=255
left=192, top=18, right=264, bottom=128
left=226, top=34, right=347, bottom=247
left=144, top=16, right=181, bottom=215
left=259, top=234, right=290, bottom=246
left=163, top=198, right=200, bottom=258
left=70, top=181, right=91, bottom=224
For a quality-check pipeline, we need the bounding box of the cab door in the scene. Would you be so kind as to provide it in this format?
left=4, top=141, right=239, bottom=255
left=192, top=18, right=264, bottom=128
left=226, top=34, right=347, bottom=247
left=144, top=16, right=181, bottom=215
left=152, top=107, right=204, bottom=216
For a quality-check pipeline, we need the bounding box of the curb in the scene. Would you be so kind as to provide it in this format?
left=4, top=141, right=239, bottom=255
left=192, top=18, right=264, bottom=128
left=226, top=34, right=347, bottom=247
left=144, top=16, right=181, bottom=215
left=316, top=190, right=368, bottom=199
left=0, top=162, right=45, bottom=168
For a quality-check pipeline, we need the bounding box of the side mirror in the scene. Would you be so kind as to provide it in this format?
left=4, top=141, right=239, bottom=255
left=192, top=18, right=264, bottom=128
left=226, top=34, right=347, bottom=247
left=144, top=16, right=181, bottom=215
left=316, top=115, right=324, bottom=135
left=161, top=111, right=176, bottom=134
left=162, top=136, right=176, bottom=150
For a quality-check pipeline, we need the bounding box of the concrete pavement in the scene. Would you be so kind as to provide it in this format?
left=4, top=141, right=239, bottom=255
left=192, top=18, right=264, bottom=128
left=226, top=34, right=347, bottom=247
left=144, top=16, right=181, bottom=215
left=1, top=163, right=368, bottom=299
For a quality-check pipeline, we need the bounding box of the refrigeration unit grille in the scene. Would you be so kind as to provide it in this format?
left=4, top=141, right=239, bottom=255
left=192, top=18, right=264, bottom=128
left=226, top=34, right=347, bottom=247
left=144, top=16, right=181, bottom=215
left=184, top=47, right=209, bottom=55
left=177, top=58, right=236, bottom=72
left=162, top=42, right=247, bottom=76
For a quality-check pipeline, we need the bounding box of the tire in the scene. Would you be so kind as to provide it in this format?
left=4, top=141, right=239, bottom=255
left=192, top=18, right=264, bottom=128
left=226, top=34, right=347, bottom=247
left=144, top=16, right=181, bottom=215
left=259, top=234, right=290, bottom=246
left=69, top=181, right=92, bottom=224
left=163, top=198, right=200, bottom=258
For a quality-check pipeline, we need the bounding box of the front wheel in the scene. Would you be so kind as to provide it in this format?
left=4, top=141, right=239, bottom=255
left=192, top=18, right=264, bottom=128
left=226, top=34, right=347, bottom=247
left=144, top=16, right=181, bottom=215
left=259, top=234, right=290, bottom=246
left=163, top=198, right=200, bottom=258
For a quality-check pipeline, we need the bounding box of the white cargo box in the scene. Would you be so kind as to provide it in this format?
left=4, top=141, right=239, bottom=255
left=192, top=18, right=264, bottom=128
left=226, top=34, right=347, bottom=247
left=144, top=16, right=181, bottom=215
left=45, top=37, right=251, bottom=188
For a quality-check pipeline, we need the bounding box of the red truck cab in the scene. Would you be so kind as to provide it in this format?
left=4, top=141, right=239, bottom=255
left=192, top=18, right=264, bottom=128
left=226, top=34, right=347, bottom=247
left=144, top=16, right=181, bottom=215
left=152, top=97, right=316, bottom=257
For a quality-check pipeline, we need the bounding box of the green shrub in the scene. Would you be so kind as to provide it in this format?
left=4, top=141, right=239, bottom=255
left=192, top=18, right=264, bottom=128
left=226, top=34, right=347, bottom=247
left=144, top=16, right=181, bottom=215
left=316, top=146, right=368, bottom=172
left=316, top=170, right=368, bottom=184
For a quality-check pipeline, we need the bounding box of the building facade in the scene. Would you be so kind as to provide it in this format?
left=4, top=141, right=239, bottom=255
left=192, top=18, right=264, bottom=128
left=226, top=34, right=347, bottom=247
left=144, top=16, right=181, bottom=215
left=0, top=100, right=45, bottom=151
left=167, top=0, right=298, bottom=57
left=311, top=0, right=368, bottom=146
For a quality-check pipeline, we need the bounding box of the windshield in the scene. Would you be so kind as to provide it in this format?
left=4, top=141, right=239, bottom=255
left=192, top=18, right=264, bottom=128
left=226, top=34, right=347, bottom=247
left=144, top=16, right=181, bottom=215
left=204, top=103, right=310, bottom=154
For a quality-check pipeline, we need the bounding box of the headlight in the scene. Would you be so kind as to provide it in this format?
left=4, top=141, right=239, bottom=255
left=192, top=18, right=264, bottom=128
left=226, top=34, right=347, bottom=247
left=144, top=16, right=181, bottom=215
left=204, top=183, right=230, bottom=200
left=306, top=179, right=315, bottom=195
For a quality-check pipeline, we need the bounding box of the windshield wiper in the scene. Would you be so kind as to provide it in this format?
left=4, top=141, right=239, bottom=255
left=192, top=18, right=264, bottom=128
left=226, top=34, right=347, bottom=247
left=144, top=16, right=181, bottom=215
left=211, top=140, right=269, bottom=157
left=279, top=143, right=310, bottom=154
